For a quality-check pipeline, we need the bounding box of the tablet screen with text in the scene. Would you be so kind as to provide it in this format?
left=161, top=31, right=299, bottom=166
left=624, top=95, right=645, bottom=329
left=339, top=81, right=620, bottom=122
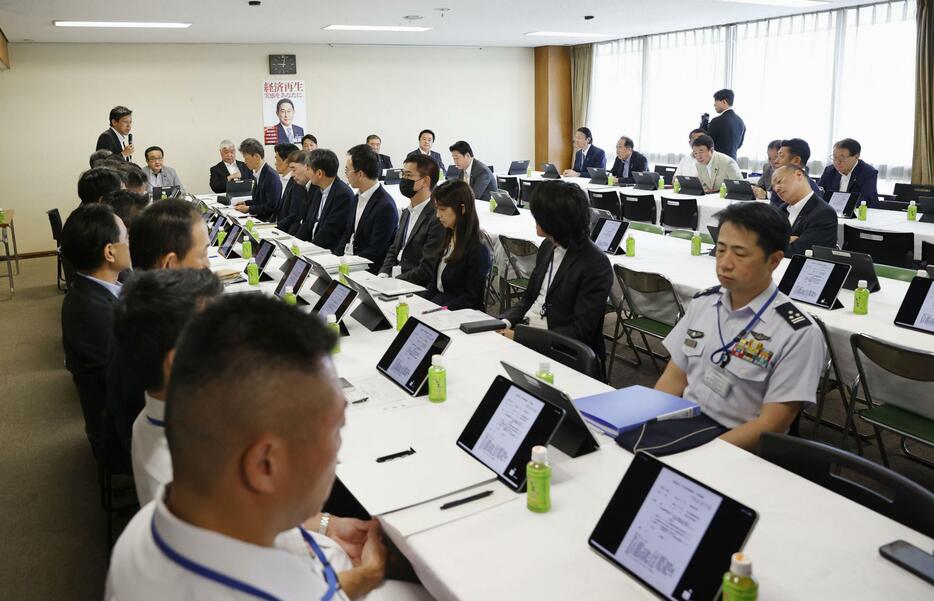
left=377, top=318, right=451, bottom=395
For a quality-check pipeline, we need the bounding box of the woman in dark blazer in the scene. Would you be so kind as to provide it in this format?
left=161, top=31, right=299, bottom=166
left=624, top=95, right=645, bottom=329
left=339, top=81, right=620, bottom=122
left=422, top=179, right=491, bottom=310
left=499, top=180, right=613, bottom=366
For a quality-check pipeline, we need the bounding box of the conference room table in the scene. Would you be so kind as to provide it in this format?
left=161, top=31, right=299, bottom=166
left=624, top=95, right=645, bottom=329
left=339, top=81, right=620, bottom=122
left=196, top=194, right=932, bottom=601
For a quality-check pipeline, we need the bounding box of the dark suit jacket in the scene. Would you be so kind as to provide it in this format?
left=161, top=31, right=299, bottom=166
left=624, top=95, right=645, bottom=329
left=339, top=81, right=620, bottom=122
left=278, top=180, right=311, bottom=234
left=247, top=163, right=283, bottom=221
left=500, top=239, right=613, bottom=362
left=95, top=129, right=128, bottom=161
left=770, top=175, right=822, bottom=207
left=573, top=146, right=607, bottom=173
left=209, top=160, right=253, bottom=194
left=782, top=192, right=838, bottom=256
left=702, top=109, right=746, bottom=159
left=297, top=178, right=354, bottom=252
left=460, top=159, right=498, bottom=201
left=422, top=240, right=492, bottom=311
left=609, top=150, right=649, bottom=183
left=379, top=202, right=445, bottom=286
left=817, top=160, right=879, bottom=208
left=407, top=149, right=445, bottom=174
left=377, top=154, right=393, bottom=180
left=61, top=275, right=118, bottom=459
left=275, top=122, right=304, bottom=144
left=343, top=185, right=399, bottom=273
left=105, top=342, right=145, bottom=453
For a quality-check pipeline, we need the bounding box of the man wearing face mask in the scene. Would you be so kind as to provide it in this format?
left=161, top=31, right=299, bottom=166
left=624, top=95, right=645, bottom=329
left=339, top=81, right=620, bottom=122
left=379, top=155, right=445, bottom=285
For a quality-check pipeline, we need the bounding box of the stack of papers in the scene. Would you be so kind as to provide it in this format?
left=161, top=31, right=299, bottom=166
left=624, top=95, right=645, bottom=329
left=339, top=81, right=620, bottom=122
left=352, top=272, right=427, bottom=297
left=313, top=254, right=372, bottom=271
left=419, top=309, right=492, bottom=332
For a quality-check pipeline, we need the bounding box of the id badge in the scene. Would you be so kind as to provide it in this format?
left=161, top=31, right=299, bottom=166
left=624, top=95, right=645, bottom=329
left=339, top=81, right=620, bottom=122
left=392, top=265, right=402, bottom=278
left=703, top=364, right=732, bottom=397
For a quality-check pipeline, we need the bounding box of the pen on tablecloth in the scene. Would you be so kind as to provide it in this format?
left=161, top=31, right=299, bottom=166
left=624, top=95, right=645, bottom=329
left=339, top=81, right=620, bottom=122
left=421, top=306, right=448, bottom=315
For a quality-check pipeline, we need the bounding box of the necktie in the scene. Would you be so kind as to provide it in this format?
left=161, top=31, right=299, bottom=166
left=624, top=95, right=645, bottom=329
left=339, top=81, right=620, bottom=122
left=575, top=151, right=582, bottom=172
left=398, top=209, right=411, bottom=248
left=623, top=158, right=630, bottom=179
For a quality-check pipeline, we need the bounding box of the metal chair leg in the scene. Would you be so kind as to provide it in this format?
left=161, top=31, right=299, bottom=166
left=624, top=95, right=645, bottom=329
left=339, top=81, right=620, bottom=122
left=900, top=437, right=934, bottom=469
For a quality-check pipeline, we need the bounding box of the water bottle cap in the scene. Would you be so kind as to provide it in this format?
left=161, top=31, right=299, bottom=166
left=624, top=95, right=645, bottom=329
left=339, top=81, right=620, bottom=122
left=531, top=445, right=548, bottom=463
left=804, top=249, right=813, bottom=257
left=539, top=361, right=551, bottom=373
left=918, top=269, right=928, bottom=278
left=693, top=231, right=699, bottom=236
left=860, top=200, right=867, bottom=205
left=326, top=314, right=337, bottom=324
left=248, top=258, right=256, bottom=263
left=730, top=553, right=753, bottom=577
left=858, top=279, right=868, bottom=288
left=432, top=354, right=444, bottom=367
left=910, top=200, right=916, bottom=205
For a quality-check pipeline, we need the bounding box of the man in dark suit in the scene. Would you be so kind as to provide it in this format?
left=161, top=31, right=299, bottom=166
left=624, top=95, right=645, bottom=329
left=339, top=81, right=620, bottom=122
left=278, top=150, right=313, bottom=234
left=60, top=203, right=131, bottom=464
left=564, top=127, right=607, bottom=177
left=380, top=155, right=444, bottom=286
left=233, top=138, right=282, bottom=221
left=343, top=145, right=399, bottom=273
left=367, top=134, right=394, bottom=179
left=772, top=164, right=837, bottom=256
left=270, top=98, right=304, bottom=144
left=96, top=105, right=134, bottom=161
left=407, top=128, right=445, bottom=174
left=818, top=138, right=880, bottom=208
left=609, top=136, right=649, bottom=183
left=769, top=138, right=822, bottom=207
left=209, top=139, right=253, bottom=193
left=295, top=149, right=354, bottom=251
left=699, top=89, right=746, bottom=160
left=449, top=140, right=498, bottom=201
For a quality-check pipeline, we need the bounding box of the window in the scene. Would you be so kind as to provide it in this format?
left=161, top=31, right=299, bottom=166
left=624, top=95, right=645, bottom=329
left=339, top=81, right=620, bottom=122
left=590, top=38, right=644, bottom=156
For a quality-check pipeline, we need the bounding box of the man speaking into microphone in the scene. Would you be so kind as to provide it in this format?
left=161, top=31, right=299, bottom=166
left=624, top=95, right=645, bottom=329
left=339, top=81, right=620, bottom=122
left=96, top=106, right=134, bottom=161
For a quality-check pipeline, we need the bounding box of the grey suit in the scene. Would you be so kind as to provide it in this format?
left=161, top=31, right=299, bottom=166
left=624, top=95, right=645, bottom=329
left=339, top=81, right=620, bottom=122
left=142, top=165, right=185, bottom=194
left=460, top=159, right=498, bottom=201
left=695, top=152, right=742, bottom=193
left=757, top=162, right=775, bottom=191
left=379, top=201, right=445, bottom=287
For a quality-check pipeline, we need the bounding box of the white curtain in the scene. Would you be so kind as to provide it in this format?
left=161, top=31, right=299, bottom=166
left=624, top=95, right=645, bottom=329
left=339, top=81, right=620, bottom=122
left=589, top=38, right=645, bottom=157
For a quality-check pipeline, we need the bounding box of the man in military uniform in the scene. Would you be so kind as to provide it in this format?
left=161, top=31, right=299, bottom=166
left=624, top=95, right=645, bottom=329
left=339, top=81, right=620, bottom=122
left=655, top=202, right=826, bottom=451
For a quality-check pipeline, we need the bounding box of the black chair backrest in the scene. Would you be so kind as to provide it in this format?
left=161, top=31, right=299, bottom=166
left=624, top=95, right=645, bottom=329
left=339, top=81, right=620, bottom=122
left=877, top=198, right=909, bottom=212
left=842, top=225, right=914, bottom=269
left=653, top=164, right=677, bottom=185
left=519, top=179, right=543, bottom=204
left=894, top=182, right=934, bottom=202
left=660, top=196, right=699, bottom=230
left=513, top=325, right=599, bottom=380
left=47, top=208, right=64, bottom=242
left=587, top=189, right=621, bottom=219
left=620, top=192, right=657, bottom=224
left=922, top=240, right=934, bottom=267
left=759, top=432, right=934, bottom=537
left=495, top=176, right=519, bottom=203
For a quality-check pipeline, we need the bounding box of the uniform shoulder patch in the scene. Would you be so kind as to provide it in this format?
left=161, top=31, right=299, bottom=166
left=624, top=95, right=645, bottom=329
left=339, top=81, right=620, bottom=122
left=693, top=285, right=722, bottom=299
left=774, top=302, right=812, bottom=331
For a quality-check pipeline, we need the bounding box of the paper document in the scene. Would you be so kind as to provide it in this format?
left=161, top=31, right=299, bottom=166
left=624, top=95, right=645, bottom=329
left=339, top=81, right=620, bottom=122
left=914, top=285, right=934, bottom=333
left=386, top=323, right=440, bottom=388
left=358, top=274, right=426, bottom=297
left=789, top=259, right=833, bottom=304
left=594, top=220, right=622, bottom=251
left=614, top=467, right=722, bottom=596
left=472, top=385, right=543, bottom=475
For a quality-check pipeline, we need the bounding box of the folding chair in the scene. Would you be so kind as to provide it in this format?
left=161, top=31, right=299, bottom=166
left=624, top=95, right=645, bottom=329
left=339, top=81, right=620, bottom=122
left=498, top=235, right=539, bottom=312
left=921, top=240, right=934, bottom=267
left=518, top=179, right=543, bottom=205
left=847, top=333, right=934, bottom=469
left=627, top=222, right=664, bottom=235
left=842, top=225, right=914, bottom=269
left=514, top=325, right=600, bottom=380
left=587, top=189, right=621, bottom=219
left=47, top=208, right=68, bottom=291
left=479, top=229, right=500, bottom=309
left=660, top=196, right=699, bottom=231
left=496, top=176, right=520, bottom=203
left=653, top=164, right=677, bottom=186
left=610, top=264, right=684, bottom=376
left=620, top=192, right=657, bottom=224
left=759, top=433, right=934, bottom=537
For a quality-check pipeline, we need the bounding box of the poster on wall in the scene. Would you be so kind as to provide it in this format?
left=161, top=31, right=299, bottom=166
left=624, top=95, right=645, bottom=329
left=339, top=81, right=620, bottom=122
left=262, top=80, right=306, bottom=145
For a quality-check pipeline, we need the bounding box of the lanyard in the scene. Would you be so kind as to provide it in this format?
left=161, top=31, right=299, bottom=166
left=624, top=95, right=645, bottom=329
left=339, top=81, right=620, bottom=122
left=539, top=255, right=556, bottom=318
left=709, top=288, right=779, bottom=367
left=150, top=517, right=339, bottom=601
left=146, top=415, right=165, bottom=428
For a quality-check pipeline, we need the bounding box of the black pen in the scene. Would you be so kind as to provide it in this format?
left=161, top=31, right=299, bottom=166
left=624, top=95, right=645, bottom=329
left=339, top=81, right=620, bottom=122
left=375, top=447, right=416, bottom=463
left=440, top=490, right=494, bottom=510
left=421, top=306, right=447, bottom=315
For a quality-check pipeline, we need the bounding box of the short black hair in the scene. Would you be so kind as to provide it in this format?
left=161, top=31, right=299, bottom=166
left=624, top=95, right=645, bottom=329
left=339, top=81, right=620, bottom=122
left=130, top=198, right=201, bottom=270
left=689, top=128, right=707, bottom=138
left=834, top=138, right=861, bottom=157
left=714, top=89, right=735, bottom=105
left=60, top=203, right=121, bottom=272
left=239, top=138, right=264, bottom=158
left=576, top=127, right=593, bottom=143
left=274, top=143, right=299, bottom=161
left=767, top=139, right=782, bottom=152
left=113, top=162, right=148, bottom=191
left=403, top=154, right=439, bottom=190
left=347, top=144, right=380, bottom=180
left=366, top=134, right=381, bottom=143
left=302, top=134, right=318, bottom=145
left=716, top=202, right=790, bottom=258
left=109, top=105, right=132, bottom=123
left=78, top=167, right=123, bottom=204
left=619, top=136, right=634, bottom=149
left=115, top=268, right=223, bottom=392
left=276, top=98, right=294, bottom=112
left=529, top=180, right=591, bottom=249
left=691, top=134, right=715, bottom=150
left=308, top=149, right=339, bottom=177
left=780, top=138, right=811, bottom=165
left=144, top=146, right=164, bottom=160
left=90, top=149, right=114, bottom=168
left=418, top=129, right=435, bottom=141
left=449, top=140, right=474, bottom=157
left=104, top=189, right=149, bottom=228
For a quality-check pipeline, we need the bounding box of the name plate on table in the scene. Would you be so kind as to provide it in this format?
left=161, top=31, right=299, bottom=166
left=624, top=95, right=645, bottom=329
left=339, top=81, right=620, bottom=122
left=778, top=255, right=850, bottom=310
left=894, top=276, right=934, bottom=336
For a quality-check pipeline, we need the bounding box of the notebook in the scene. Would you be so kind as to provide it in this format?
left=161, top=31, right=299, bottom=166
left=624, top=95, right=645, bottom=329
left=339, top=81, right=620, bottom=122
left=573, top=385, right=699, bottom=437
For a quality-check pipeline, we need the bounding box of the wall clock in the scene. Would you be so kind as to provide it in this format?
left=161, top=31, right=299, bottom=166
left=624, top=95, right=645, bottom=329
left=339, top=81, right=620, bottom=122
left=268, top=54, right=297, bottom=75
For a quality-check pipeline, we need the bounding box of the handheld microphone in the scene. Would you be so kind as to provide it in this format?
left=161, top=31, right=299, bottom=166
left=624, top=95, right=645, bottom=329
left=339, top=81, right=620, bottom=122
left=127, top=133, right=133, bottom=160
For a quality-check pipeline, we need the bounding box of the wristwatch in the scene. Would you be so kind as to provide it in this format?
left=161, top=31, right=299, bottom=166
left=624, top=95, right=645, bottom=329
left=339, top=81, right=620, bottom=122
left=318, top=512, right=331, bottom=536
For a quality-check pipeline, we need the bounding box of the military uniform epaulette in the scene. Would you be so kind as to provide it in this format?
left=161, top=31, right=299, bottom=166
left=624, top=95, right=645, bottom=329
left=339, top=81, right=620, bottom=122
left=693, top=285, right=722, bottom=298
left=774, top=302, right=813, bottom=331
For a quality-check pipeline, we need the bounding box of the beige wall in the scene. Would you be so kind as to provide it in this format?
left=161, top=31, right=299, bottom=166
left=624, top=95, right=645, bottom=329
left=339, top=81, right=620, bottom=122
left=0, top=43, right=535, bottom=254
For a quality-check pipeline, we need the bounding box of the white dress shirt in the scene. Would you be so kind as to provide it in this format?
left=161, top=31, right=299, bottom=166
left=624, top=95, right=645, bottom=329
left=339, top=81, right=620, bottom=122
left=786, top=191, right=814, bottom=226
left=77, top=273, right=122, bottom=298
left=131, top=392, right=171, bottom=507
left=437, top=242, right=454, bottom=292
left=280, top=173, right=292, bottom=198
left=839, top=170, right=851, bottom=192
left=463, top=159, right=473, bottom=182
left=111, top=127, right=129, bottom=150
left=527, top=246, right=566, bottom=329
left=400, top=199, right=429, bottom=255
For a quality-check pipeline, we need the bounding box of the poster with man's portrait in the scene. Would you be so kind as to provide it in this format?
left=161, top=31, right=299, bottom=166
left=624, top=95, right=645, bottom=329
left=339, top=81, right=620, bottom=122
left=262, top=80, right=307, bottom=145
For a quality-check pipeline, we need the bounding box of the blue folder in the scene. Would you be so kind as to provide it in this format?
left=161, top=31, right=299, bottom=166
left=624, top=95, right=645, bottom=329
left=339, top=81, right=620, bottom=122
left=573, top=385, right=700, bottom=437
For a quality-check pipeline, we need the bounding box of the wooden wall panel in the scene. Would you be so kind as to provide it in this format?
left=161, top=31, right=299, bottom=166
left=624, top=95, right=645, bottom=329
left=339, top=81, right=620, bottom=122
left=534, top=46, right=571, bottom=171
left=0, top=28, right=9, bottom=69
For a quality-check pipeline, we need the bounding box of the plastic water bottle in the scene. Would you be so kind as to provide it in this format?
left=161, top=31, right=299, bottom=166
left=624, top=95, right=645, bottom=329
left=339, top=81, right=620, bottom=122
left=339, top=257, right=349, bottom=285
left=526, top=446, right=552, bottom=513
left=247, top=259, right=259, bottom=286
left=858, top=200, right=868, bottom=221
left=720, top=182, right=727, bottom=198
left=290, top=242, right=301, bottom=256
left=853, top=279, right=869, bottom=315
left=526, top=164, right=532, bottom=177
left=245, top=218, right=255, bottom=232
left=657, top=175, right=664, bottom=190
left=396, top=297, right=409, bottom=331
left=691, top=231, right=701, bottom=256
left=0, top=208, right=6, bottom=225
left=489, top=197, right=496, bottom=213
left=722, top=553, right=758, bottom=601
left=241, top=237, right=252, bottom=260
left=283, top=292, right=297, bottom=305
left=673, top=178, right=681, bottom=194
left=607, top=174, right=615, bottom=187
left=160, top=191, right=167, bottom=201
left=428, top=355, right=446, bottom=403
left=908, top=201, right=917, bottom=221
left=216, top=229, right=227, bottom=246
left=535, top=361, right=554, bottom=385
left=327, top=314, right=340, bottom=353
left=625, top=234, right=635, bottom=257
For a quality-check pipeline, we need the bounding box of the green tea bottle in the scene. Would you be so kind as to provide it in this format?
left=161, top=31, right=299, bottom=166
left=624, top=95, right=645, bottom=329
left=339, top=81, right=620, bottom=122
left=535, top=361, right=554, bottom=385
left=327, top=314, right=340, bottom=353
left=853, top=279, right=869, bottom=315
left=908, top=201, right=917, bottom=221
left=657, top=175, right=664, bottom=190
left=857, top=200, right=867, bottom=221
left=719, top=182, right=727, bottom=198
left=722, top=553, right=758, bottom=601
left=241, top=236, right=252, bottom=260
left=339, top=257, right=349, bottom=285
left=283, top=292, right=297, bottom=306
left=428, top=355, right=447, bottom=403
left=526, top=446, right=552, bottom=513
left=246, top=259, right=259, bottom=286
left=691, top=231, right=701, bottom=256
left=396, top=296, right=409, bottom=331
left=625, top=233, right=635, bottom=257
